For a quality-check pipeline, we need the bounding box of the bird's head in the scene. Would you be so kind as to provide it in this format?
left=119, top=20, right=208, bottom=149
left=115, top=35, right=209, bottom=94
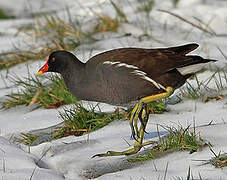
left=37, top=50, right=76, bottom=75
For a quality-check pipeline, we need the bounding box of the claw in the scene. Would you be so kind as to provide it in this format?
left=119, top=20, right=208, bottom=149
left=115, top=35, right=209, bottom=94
left=92, top=147, right=143, bottom=157
left=92, top=151, right=115, bottom=158
left=92, top=154, right=101, bottom=158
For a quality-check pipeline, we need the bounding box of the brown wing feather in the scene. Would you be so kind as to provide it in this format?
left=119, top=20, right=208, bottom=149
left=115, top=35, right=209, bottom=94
left=162, top=43, right=199, bottom=55
left=86, top=43, right=200, bottom=78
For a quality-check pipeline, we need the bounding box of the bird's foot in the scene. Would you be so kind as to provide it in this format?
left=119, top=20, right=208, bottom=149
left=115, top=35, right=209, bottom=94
left=92, top=145, right=142, bottom=158
left=92, top=140, right=157, bottom=158
left=93, top=87, right=174, bottom=158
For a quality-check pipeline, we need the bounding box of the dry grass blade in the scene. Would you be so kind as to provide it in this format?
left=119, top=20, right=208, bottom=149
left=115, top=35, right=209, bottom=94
left=157, top=9, right=216, bottom=36
left=110, top=0, right=128, bottom=23
left=192, top=16, right=216, bottom=35
left=29, top=88, right=42, bottom=105
left=95, top=15, right=119, bottom=33
left=216, top=46, right=227, bottom=60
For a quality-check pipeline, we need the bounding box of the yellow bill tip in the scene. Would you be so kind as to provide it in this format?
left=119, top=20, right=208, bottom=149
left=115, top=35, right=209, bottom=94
left=37, top=71, right=43, bottom=76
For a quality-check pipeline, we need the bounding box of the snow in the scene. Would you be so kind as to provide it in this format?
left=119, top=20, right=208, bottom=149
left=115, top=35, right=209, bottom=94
left=0, top=0, right=227, bottom=179
left=0, top=136, right=64, bottom=180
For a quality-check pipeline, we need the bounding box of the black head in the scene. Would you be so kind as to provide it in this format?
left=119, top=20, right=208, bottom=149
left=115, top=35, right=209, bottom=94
left=37, top=50, right=78, bottom=75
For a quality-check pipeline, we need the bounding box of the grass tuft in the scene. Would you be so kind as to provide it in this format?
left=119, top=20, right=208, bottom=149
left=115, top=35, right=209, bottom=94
left=94, top=15, right=119, bottom=33
left=208, top=148, right=227, bottom=168
left=137, top=0, right=155, bottom=14
left=15, top=133, right=39, bottom=146
left=180, top=70, right=227, bottom=101
left=211, top=155, right=227, bottom=168
left=15, top=104, right=124, bottom=145
left=149, top=101, right=166, bottom=114
left=32, top=13, right=89, bottom=48
left=53, top=104, right=123, bottom=139
left=157, top=125, right=205, bottom=153
left=128, top=125, right=207, bottom=163
left=194, top=148, right=227, bottom=169
left=0, top=9, right=14, bottom=19
left=94, top=0, right=129, bottom=34
left=1, top=75, right=77, bottom=109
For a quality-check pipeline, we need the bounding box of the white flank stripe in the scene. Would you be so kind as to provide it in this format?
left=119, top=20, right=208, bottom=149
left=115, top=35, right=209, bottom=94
left=103, top=61, right=165, bottom=90
left=131, top=70, right=165, bottom=90
left=143, top=76, right=166, bottom=90
left=116, top=63, right=138, bottom=69
left=103, top=61, right=119, bottom=65
left=132, top=70, right=147, bottom=76
left=103, top=61, right=138, bottom=69
left=177, top=63, right=207, bottom=75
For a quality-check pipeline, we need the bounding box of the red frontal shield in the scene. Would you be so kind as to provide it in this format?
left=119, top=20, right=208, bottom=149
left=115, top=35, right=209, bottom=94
left=37, top=60, right=49, bottom=76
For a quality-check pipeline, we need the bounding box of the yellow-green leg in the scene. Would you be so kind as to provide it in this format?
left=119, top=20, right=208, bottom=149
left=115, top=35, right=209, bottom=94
left=92, top=87, right=174, bottom=158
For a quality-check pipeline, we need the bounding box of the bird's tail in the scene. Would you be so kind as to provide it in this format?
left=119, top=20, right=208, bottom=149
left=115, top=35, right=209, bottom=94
left=177, top=56, right=217, bottom=75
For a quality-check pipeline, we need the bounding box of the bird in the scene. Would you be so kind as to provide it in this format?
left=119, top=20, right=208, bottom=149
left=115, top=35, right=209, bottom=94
left=37, top=43, right=216, bottom=157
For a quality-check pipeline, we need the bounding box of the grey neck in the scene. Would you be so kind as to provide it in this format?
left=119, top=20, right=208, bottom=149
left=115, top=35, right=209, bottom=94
left=60, top=58, right=86, bottom=88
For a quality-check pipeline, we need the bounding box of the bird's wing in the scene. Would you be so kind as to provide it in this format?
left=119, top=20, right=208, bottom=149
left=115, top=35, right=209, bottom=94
left=85, top=43, right=200, bottom=78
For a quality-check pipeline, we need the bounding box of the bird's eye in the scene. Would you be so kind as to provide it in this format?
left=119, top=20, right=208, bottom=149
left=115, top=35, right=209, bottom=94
left=50, top=58, right=56, bottom=62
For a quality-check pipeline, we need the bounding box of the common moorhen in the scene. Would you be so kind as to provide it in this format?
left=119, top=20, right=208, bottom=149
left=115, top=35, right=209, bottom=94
left=37, top=43, right=216, bottom=157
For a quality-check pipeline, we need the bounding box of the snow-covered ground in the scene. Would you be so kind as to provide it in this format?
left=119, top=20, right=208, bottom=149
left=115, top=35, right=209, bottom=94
left=0, top=0, right=227, bottom=179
